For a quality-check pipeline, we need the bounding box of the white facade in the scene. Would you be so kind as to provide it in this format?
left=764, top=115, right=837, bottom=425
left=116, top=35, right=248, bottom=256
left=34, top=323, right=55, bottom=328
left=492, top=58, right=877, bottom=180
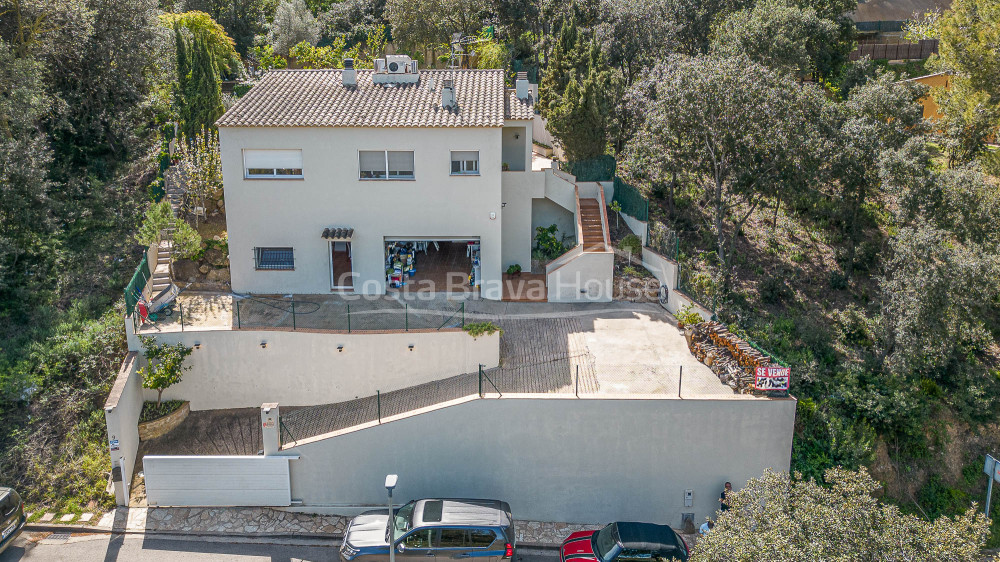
left=221, top=126, right=513, bottom=298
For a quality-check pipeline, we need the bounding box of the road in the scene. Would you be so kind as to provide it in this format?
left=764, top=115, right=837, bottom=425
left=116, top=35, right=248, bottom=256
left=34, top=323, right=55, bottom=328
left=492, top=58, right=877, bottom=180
left=0, top=532, right=559, bottom=562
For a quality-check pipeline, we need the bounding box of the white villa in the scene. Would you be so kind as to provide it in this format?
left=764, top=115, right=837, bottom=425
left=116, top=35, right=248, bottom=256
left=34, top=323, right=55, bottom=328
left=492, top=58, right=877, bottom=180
left=217, top=55, right=614, bottom=302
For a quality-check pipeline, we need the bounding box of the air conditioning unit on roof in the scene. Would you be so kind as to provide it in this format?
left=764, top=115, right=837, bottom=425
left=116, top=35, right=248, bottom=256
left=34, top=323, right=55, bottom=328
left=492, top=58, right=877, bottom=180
left=385, top=54, right=412, bottom=74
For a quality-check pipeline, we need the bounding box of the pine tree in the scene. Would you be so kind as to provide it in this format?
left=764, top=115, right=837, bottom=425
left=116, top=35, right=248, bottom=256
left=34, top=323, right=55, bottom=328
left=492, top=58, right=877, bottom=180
left=174, top=24, right=191, bottom=127
left=539, top=13, right=581, bottom=116
left=546, top=67, right=610, bottom=160
left=183, top=36, right=224, bottom=137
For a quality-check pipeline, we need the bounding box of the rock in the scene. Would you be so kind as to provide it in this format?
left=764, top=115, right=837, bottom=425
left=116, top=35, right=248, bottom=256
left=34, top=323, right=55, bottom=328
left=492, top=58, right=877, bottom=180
left=217, top=199, right=225, bottom=208
left=206, top=268, right=231, bottom=284
left=204, top=248, right=226, bottom=266
left=213, top=234, right=222, bottom=241
left=198, top=264, right=211, bottom=275
left=173, top=259, right=201, bottom=281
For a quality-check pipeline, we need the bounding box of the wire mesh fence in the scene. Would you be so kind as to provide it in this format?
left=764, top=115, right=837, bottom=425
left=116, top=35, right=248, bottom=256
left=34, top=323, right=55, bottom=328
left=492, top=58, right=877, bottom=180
left=278, top=359, right=729, bottom=446
left=612, top=177, right=649, bottom=222
left=233, top=296, right=466, bottom=332
left=646, top=219, right=679, bottom=261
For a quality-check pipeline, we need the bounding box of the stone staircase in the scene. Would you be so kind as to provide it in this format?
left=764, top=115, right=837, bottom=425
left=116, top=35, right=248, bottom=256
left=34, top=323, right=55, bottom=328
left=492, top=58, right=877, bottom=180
left=151, top=224, right=174, bottom=295
left=579, top=198, right=607, bottom=252
left=164, top=168, right=184, bottom=215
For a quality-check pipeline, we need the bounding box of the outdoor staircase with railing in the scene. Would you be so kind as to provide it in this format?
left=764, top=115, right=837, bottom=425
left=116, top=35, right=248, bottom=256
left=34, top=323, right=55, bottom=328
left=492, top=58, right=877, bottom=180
left=150, top=222, right=175, bottom=294
left=579, top=198, right=608, bottom=252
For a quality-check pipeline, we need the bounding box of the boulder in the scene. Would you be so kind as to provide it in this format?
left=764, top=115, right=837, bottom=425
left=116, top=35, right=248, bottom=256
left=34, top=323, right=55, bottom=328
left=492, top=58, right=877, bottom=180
left=198, top=264, right=211, bottom=275
left=204, top=248, right=226, bottom=266
left=217, top=199, right=225, bottom=208
left=206, top=267, right=231, bottom=284
left=173, top=259, right=201, bottom=282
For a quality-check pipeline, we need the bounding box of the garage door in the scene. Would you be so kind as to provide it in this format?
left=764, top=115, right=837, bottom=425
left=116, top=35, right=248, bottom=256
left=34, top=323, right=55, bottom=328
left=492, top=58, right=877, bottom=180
left=143, top=455, right=297, bottom=507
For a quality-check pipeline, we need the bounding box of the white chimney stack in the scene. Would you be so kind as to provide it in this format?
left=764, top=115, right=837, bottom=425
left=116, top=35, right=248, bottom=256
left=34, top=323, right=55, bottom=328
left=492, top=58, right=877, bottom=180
left=441, top=79, right=456, bottom=110
left=515, top=78, right=530, bottom=101
left=342, top=58, right=356, bottom=87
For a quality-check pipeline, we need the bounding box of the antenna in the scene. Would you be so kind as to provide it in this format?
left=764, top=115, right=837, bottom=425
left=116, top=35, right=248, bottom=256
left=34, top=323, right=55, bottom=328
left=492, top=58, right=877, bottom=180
left=447, top=32, right=482, bottom=70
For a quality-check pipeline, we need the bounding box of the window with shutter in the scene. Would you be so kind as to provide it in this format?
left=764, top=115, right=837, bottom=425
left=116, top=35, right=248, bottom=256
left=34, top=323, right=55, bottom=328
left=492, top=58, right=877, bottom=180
left=243, top=150, right=303, bottom=178
left=450, top=151, right=479, bottom=175
left=387, top=151, right=415, bottom=179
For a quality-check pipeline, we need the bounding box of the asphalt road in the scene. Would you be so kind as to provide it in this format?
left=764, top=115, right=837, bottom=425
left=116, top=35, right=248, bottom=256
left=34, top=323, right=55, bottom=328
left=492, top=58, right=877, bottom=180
left=0, top=532, right=559, bottom=562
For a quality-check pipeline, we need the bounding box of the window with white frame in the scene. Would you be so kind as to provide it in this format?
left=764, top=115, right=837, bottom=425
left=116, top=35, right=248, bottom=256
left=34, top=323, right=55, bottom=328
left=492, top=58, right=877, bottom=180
left=243, top=149, right=303, bottom=178
left=254, top=247, right=294, bottom=270
left=360, top=150, right=414, bottom=179
left=450, top=151, right=479, bottom=175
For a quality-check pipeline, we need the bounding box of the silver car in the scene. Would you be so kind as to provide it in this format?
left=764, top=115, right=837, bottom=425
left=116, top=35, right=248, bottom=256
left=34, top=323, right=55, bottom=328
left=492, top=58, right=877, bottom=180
left=340, top=498, right=515, bottom=562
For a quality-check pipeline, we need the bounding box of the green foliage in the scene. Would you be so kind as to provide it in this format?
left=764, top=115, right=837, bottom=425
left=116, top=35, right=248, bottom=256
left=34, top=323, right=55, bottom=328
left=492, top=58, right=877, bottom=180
left=268, top=0, right=322, bottom=55
left=676, top=302, right=703, bottom=326
left=176, top=128, right=223, bottom=226
left=138, top=336, right=193, bottom=406
left=159, top=11, right=242, bottom=78
left=758, top=276, right=792, bottom=304
left=250, top=44, right=288, bottom=71
left=619, top=234, right=641, bottom=256
left=136, top=200, right=174, bottom=247
left=172, top=219, right=204, bottom=260
left=139, top=400, right=186, bottom=423
left=473, top=28, right=508, bottom=69
left=463, top=321, right=503, bottom=338
left=505, top=264, right=522, bottom=274
left=691, top=468, right=993, bottom=561
left=533, top=224, right=568, bottom=259
left=712, top=0, right=838, bottom=75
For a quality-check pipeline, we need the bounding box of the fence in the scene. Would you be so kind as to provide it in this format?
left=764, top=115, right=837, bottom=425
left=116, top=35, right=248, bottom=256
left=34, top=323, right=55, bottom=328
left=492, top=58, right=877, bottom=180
left=278, top=359, right=701, bottom=446
left=564, top=155, right=616, bottom=182
left=854, top=20, right=906, bottom=33
left=646, top=219, right=678, bottom=261
left=125, top=254, right=151, bottom=317
left=677, top=265, right=716, bottom=313
left=612, top=177, right=649, bottom=222
left=233, top=296, right=466, bottom=332
left=849, top=39, right=939, bottom=61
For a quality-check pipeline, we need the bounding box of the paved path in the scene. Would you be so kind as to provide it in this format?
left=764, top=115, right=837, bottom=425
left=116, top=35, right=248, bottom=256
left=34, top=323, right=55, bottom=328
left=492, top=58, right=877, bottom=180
left=1, top=532, right=560, bottom=562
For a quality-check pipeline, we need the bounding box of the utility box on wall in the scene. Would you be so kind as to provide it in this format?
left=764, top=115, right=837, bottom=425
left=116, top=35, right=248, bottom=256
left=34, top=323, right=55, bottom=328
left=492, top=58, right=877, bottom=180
left=684, top=489, right=693, bottom=507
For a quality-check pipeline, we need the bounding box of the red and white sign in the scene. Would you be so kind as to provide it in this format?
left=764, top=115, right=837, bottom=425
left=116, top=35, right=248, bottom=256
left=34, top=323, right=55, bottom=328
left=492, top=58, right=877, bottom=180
left=754, top=367, right=791, bottom=391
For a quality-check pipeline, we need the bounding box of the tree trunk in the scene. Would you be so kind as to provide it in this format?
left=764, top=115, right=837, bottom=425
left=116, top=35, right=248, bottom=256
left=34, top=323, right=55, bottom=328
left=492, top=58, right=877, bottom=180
left=157, top=389, right=163, bottom=408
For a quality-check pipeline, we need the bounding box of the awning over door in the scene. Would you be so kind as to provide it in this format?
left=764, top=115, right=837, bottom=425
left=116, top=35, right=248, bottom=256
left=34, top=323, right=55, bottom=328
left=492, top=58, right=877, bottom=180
left=322, top=227, right=354, bottom=241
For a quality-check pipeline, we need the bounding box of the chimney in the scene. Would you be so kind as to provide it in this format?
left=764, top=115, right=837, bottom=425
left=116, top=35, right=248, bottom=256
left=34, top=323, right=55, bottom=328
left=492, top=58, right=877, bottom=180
left=342, top=58, right=356, bottom=87
left=441, top=79, right=456, bottom=110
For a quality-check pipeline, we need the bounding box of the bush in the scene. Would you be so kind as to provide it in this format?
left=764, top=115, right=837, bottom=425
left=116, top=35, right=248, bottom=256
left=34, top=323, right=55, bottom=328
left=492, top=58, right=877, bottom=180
left=506, top=264, right=522, bottom=275
left=676, top=302, right=703, bottom=326
left=463, top=322, right=503, bottom=338
left=534, top=224, right=568, bottom=260
left=619, top=234, right=641, bottom=256
left=759, top=276, right=792, bottom=304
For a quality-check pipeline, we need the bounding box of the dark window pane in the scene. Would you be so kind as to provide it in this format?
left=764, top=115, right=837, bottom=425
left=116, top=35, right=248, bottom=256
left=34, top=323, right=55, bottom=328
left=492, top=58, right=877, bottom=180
left=255, top=247, right=294, bottom=270
left=247, top=168, right=274, bottom=176
left=468, top=529, right=496, bottom=547
left=438, top=529, right=465, bottom=548
left=406, top=529, right=434, bottom=548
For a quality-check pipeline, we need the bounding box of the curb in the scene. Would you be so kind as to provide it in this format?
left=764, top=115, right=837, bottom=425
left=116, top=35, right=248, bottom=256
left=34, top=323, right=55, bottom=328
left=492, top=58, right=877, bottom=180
left=23, top=524, right=563, bottom=550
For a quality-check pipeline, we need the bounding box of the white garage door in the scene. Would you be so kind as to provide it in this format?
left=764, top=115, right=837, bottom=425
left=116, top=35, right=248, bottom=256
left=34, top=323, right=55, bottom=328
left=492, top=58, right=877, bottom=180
left=143, top=455, right=297, bottom=507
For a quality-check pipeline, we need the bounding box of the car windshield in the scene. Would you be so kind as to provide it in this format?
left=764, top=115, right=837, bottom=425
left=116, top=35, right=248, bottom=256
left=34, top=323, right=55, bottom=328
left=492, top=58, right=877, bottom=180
left=593, top=525, right=622, bottom=562
left=393, top=501, right=416, bottom=536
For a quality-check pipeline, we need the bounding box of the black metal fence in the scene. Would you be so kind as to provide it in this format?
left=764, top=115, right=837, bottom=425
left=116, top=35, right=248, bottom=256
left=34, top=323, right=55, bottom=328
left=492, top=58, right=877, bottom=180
left=278, top=360, right=703, bottom=446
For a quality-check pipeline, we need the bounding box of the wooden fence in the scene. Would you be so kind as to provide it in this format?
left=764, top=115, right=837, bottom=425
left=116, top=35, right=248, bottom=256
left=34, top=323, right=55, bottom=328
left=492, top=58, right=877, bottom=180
left=849, top=39, right=939, bottom=61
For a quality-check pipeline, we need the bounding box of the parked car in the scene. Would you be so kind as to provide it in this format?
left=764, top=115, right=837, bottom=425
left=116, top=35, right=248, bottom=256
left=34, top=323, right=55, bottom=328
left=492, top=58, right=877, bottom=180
left=340, top=498, right=515, bottom=562
left=560, top=522, right=689, bottom=562
left=0, top=487, right=26, bottom=554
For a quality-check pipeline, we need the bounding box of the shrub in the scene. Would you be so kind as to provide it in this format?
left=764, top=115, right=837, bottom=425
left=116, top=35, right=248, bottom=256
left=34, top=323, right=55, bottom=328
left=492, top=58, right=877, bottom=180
left=463, top=322, right=503, bottom=339
left=677, top=302, right=703, bottom=326
left=506, top=264, right=522, bottom=275
left=138, top=336, right=193, bottom=406
left=534, top=224, right=567, bottom=260
left=619, top=234, right=641, bottom=256
left=759, top=276, right=792, bottom=304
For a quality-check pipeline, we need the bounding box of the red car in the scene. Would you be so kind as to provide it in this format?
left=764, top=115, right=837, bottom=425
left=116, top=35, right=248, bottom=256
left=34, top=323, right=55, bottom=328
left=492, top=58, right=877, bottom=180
left=560, top=522, right=689, bottom=562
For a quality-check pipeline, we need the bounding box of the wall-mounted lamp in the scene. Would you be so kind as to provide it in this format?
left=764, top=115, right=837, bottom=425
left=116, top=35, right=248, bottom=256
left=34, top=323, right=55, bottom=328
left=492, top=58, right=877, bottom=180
left=408, top=344, right=415, bottom=351
left=337, top=345, right=345, bottom=352
left=260, top=341, right=268, bottom=349
left=501, top=202, right=507, bottom=208
left=514, top=133, right=520, bottom=139
left=193, top=342, right=202, bottom=350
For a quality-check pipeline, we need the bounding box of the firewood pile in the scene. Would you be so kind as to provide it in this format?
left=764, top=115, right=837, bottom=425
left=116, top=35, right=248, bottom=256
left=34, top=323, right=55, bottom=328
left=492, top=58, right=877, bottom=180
left=686, top=321, right=777, bottom=393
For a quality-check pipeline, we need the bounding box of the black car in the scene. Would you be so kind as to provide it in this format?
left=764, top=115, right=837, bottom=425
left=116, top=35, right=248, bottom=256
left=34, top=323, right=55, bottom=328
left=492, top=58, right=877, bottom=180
left=0, top=487, right=25, bottom=554
left=560, top=522, right=689, bottom=562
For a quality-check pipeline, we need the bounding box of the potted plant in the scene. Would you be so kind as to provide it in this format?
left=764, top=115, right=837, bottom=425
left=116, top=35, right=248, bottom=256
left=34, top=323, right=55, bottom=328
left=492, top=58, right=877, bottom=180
left=502, top=162, right=510, bottom=171
left=506, top=264, right=522, bottom=276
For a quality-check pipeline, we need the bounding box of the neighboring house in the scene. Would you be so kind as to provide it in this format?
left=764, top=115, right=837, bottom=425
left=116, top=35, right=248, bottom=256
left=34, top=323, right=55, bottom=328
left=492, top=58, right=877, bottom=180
left=901, top=72, right=952, bottom=120
left=217, top=56, right=613, bottom=301
left=850, top=0, right=951, bottom=35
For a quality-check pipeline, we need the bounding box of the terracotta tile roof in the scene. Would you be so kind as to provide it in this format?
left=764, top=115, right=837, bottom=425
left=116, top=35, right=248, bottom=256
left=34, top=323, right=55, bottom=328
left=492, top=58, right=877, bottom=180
left=505, top=89, right=535, bottom=120
left=218, top=69, right=533, bottom=128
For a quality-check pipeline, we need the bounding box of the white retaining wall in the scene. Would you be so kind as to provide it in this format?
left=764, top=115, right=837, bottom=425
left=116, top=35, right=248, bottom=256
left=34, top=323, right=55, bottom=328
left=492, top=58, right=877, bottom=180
left=145, top=329, right=500, bottom=410
left=641, top=248, right=712, bottom=320
left=284, top=395, right=796, bottom=525
left=104, top=352, right=145, bottom=506
left=547, top=251, right=615, bottom=303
